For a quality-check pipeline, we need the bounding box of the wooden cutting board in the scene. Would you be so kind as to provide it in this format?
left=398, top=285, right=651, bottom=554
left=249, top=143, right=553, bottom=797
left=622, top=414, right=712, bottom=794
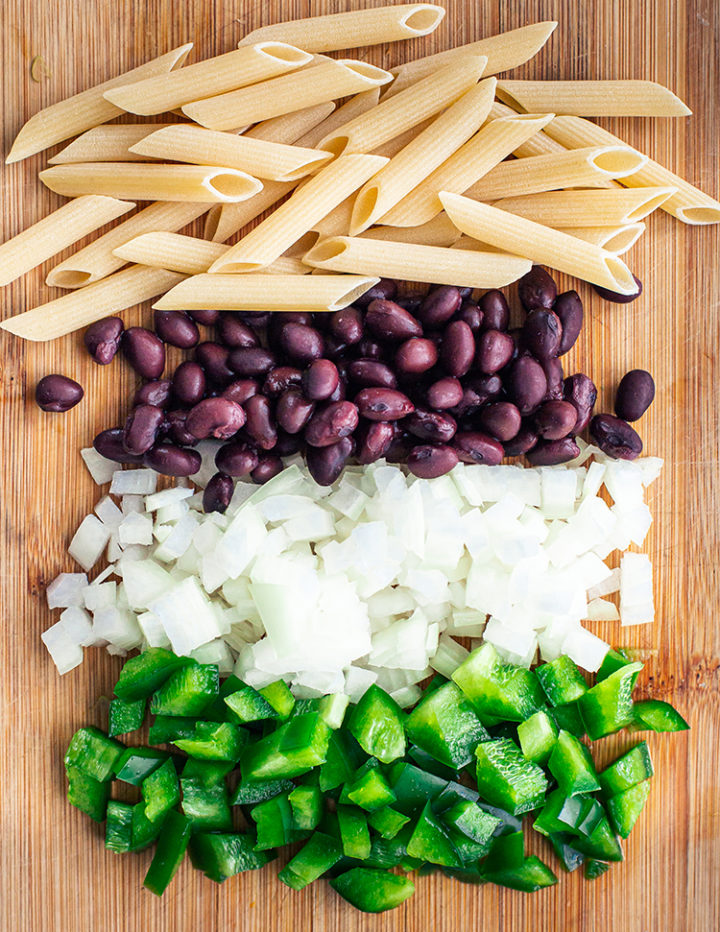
left=1, top=1, right=718, bottom=929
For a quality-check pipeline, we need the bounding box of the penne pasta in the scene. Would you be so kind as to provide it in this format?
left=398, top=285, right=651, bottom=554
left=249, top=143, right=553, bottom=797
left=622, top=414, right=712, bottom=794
left=182, top=60, right=392, bottom=132
left=103, top=43, right=312, bottom=116
left=238, top=4, right=445, bottom=53
left=359, top=213, right=462, bottom=248
left=39, top=163, right=264, bottom=203
left=381, top=113, right=555, bottom=227
left=153, top=273, right=378, bottom=312
left=495, top=79, right=692, bottom=117
left=312, top=197, right=355, bottom=237
left=384, top=22, right=558, bottom=97
left=556, top=224, right=646, bottom=255
left=295, top=90, right=380, bottom=149
left=465, top=145, right=647, bottom=200
left=5, top=44, right=193, bottom=163
left=439, top=191, right=640, bottom=294
left=369, top=119, right=435, bottom=159
left=130, top=125, right=333, bottom=182
left=243, top=101, right=336, bottom=144
left=317, top=55, right=488, bottom=156
left=302, top=235, right=532, bottom=288
left=46, top=202, right=209, bottom=288
left=491, top=187, right=677, bottom=227
left=204, top=181, right=297, bottom=243
left=48, top=124, right=180, bottom=163
left=1, top=266, right=184, bottom=341
left=543, top=115, right=720, bottom=225
left=208, top=154, right=388, bottom=273
left=487, top=101, right=567, bottom=158
left=351, top=78, right=497, bottom=234
left=0, top=196, right=134, bottom=287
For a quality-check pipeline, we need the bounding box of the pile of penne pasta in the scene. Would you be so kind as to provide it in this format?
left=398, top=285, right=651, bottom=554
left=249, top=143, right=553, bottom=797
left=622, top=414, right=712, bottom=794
left=1, top=3, right=718, bottom=342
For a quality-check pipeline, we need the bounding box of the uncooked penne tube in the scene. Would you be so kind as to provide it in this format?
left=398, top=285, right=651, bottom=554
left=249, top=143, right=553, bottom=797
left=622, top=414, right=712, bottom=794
left=1, top=266, right=184, bottom=341
left=209, top=154, right=387, bottom=273
left=496, top=79, right=692, bottom=117
left=48, top=124, right=180, bottom=163
left=238, top=4, right=445, bottom=52
left=369, top=119, right=434, bottom=159
left=103, top=43, right=312, bottom=116
left=359, top=213, right=461, bottom=248
left=182, top=60, right=392, bottom=132
left=381, top=113, right=554, bottom=227
left=46, top=202, right=208, bottom=289
left=204, top=181, right=296, bottom=242
left=384, top=22, right=558, bottom=97
left=487, top=101, right=567, bottom=158
left=543, top=115, right=720, bottom=225
left=351, top=78, right=497, bottom=234
left=303, top=235, right=532, bottom=288
left=5, top=44, right=192, bottom=163
left=243, top=101, right=336, bottom=144
left=556, top=224, right=646, bottom=255
left=296, top=91, right=379, bottom=149
left=154, top=273, right=378, bottom=312
left=39, top=163, right=263, bottom=203
left=318, top=55, right=487, bottom=156
left=466, top=145, right=647, bottom=200
left=0, top=196, right=134, bottom=287
left=491, top=187, right=677, bottom=227
left=312, top=197, right=355, bottom=237
left=440, top=192, right=639, bottom=294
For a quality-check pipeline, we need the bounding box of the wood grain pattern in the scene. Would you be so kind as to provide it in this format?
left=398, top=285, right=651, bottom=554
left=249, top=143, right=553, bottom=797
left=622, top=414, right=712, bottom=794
left=0, top=1, right=718, bottom=930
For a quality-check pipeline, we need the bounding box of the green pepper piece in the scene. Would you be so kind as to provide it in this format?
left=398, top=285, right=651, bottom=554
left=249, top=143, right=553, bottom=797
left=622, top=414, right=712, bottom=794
left=181, top=777, right=232, bottom=831
left=387, top=761, right=449, bottom=815
left=406, top=801, right=462, bottom=868
left=550, top=833, right=585, bottom=872
left=365, top=825, right=421, bottom=871
left=633, top=699, right=689, bottom=732
left=149, top=715, right=197, bottom=744
left=143, top=810, right=192, bottom=896
left=433, top=780, right=480, bottom=813
left=442, top=799, right=501, bottom=846
left=190, top=832, right=272, bottom=882
left=571, top=814, right=623, bottom=862
left=584, top=858, right=611, bottom=880
left=279, top=831, right=344, bottom=890
left=105, top=800, right=134, bottom=852
left=65, top=727, right=124, bottom=782
left=319, top=729, right=366, bottom=792
left=607, top=780, right=651, bottom=838
left=475, top=738, right=547, bottom=816
left=200, top=674, right=246, bottom=724
left=548, top=730, right=601, bottom=796
left=258, top=680, right=295, bottom=719
left=337, top=806, right=372, bottom=860
left=346, top=767, right=396, bottom=812
left=550, top=702, right=585, bottom=737
left=319, top=693, right=350, bottom=730
left=483, top=830, right=524, bottom=873
left=182, top=758, right=234, bottom=788
left=330, top=867, right=415, bottom=913
left=484, top=855, right=558, bottom=891
left=290, top=698, right=321, bottom=718
left=66, top=766, right=110, bottom=821
left=578, top=662, right=643, bottom=739
left=108, top=697, right=145, bottom=737
left=130, top=802, right=166, bottom=851
left=114, top=648, right=192, bottom=701
left=407, top=746, right=460, bottom=780
left=223, top=684, right=278, bottom=723
left=451, top=643, right=545, bottom=723
left=475, top=801, right=522, bottom=837
left=150, top=662, right=220, bottom=717
left=231, top=776, right=293, bottom=806
left=142, top=758, right=180, bottom=822
left=596, top=648, right=631, bottom=682
left=251, top=792, right=300, bottom=849
left=598, top=741, right=654, bottom=796
left=289, top=785, right=323, bottom=831
left=536, top=655, right=588, bottom=706
left=367, top=807, right=411, bottom=839
left=173, top=721, right=247, bottom=762
left=242, top=712, right=331, bottom=782
left=114, top=747, right=168, bottom=785
left=517, top=710, right=558, bottom=764
left=348, top=685, right=406, bottom=764
left=447, top=827, right=492, bottom=865
left=405, top=681, right=489, bottom=770
left=533, top=789, right=581, bottom=837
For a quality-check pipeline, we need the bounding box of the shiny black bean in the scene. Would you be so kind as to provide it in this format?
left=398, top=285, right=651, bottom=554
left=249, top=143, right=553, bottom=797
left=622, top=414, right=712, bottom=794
left=590, top=414, right=643, bottom=459
left=365, top=299, right=422, bottom=341
left=541, top=357, right=564, bottom=401
left=153, top=310, right=199, bottom=349
left=228, top=346, right=277, bottom=377
left=406, top=409, right=457, bottom=443
left=395, top=338, right=438, bottom=375
left=171, top=362, right=206, bottom=407
left=84, top=317, right=123, bottom=365
left=203, top=473, right=234, bottom=514
left=534, top=400, right=578, bottom=440
left=306, top=436, right=353, bottom=485
left=275, top=429, right=302, bottom=457
left=330, top=306, right=364, bottom=345
left=356, top=420, right=396, bottom=465
left=418, top=286, right=462, bottom=327
left=322, top=334, right=350, bottom=361
left=188, top=309, right=220, bottom=326
left=466, top=374, right=503, bottom=404
left=93, top=427, right=144, bottom=464
left=564, top=373, right=597, bottom=432
left=518, top=266, right=557, bottom=311
left=354, top=388, right=414, bottom=422
left=407, top=444, right=459, bottom=478
left=144, top=443, right=202, bottom=476
left=426, top=377, right=463, bottom=411
left=134, top=379, right=172, bottom=409
left=302, top=359, right=340, bottom=401
left=440, top=319, right=475, bottom=377
left=279, top=323, right=324, bottom=365
left=195, top=342, right=235, bottom=385
left=276, top=389, right=315, bottom=434
left=479, top=290, right=509, bottom=331
left=222, top=378, right=258, bottom=406
left=215, top=442, right=259, bottom=476
left=555, top=291, right=584, bottom=355
left=243, top=395, right=278, bottom=450
left=35, top=374, right=84, bottom=412
left=527, top=437, right=580, bottom=466
left=357, top=338, right=385, bottom=360
left=523, top=308, right=562, bottom=360
left=165, top=410, right=199, bottom=447
left=505, top=356, right=548, bottom=415
left=305, top=401, right=359, bottom=447
left=236, top=310, right=271, bottom=327
left=186, top=397, right=246, bottom=440
left=251, top=454, right=284, bottom=484
left=262, top=366, right=302, bottom=397
left=452, top=431, right=504, bottom=466
left=476, top=330, right=515, bottom=374
left=615, top=369, right=655, bottom=421
left=268, top=312, right=314, bottom=348
left=592, top=275, right=643, bottom=303
left=123, top=404, right=165, bottom=455
left=353, top=278, right=397, bottom=308
left=122, top=327, right=165, bottom=380
left=395, top=295, right=423, bottom=313
left=455, top=301, right=483, bottom=332
left=326, top=379, right=346, bottom=403
left=478, top=402, right=522, bottom=442
left=216, top=315, right=259, bottom=348
left=503, top=425, right=539, bottom=456
left=348, top=359, right=397, bottom=389
left=385, top=431, right=414, bottom=464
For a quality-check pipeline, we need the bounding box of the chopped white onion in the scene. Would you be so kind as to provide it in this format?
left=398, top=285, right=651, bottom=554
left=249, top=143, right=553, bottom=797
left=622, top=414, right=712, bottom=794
left=69, top=515, right=111, bottom=571
left=80, top=447, right=116, bottom=485
left=110, top=469, right=158, bottom=496
left=118, top=512, right=154, bottom=546
left=41, top=622, right=84, bottom=674
left=47, top=572, right=88, bottom=609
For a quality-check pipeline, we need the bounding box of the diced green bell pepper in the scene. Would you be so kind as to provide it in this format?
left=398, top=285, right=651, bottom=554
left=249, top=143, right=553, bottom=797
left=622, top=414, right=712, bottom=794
left=366, top=825, right=421, bottom=871
left=550, top=702, right=585, bottom=737
left=258, top=680, right=295, bottom=719
left=330, top=867, right=415, bottom=913
left=279, top=831, right=344, bottom=890
left=584, top=858, right=611, bottom=880
left=596, top=648, right=632, bottom=682
left=251, top=793, right=299, bottom=849
left=571, top=814, right=623, bottom=862
left=150, top=662, right=219, bottom=717
left=406, top=801, right=462, bottom=868
left=65, top=727, right=124, bottom=782
left=534, top=789, right=603, bottom=838
left=407, top=746, right=460, bottom=780
left=241, top=712, right=331, bottom=782
left=451, top=643, right=545, bottom=723
left=442, top=799, right=501, bottom=846
left=143, top=810, right=192, bottom=896
left=536, top=655, right=588, bottom=706
left=387, top=762, right=448, bottom=815
left=149, top=715, right=197, bottom=744
left=114, top=747, right=168, bottom=785
left=633, top=699, right=689, bottom=732
left=484, top=855, right=558, bottom=891
left=318, top=693, right=350, bottom=730
left=181, top=777, right=232, bottom=831
left=348, top=685, right=406, bottom=764
left=517, top=710, right=558, bottom=764
left=108, top=697, right=145, bottom=737
left=182, top=758, right=234, bottom=787
left=483, top=831, right=524, bottom=873
left=345, top=766, right=396, bottom=812
left=547, top=730, right=601, bottom=796
left=190, top=832, right=271, bottom=882
left=173, top=721, right=247, bottom=762
left=447, top=827, right=492, bottom=865
left=598, top=741, right=654, bottom=796
left=289, top=785, right=323, bottom=831
left=337, top=805, right=372, bottom=860
left=550, top=833, right=585, bottom=872
left=433, top=780, right=479, bottom=813
left=607, top=780, right=651, bottom=838
left=231, top=776, right=293, bottom=806
left=66, top=766, right=110, bottom=821
left=578, top=662, right=643, bottom=739
left=475, top=738, right=547, bottom=816
left=142, top=758, right=180, bottom=822
left=405, top=681, right=489, bottom=769
left=223, top=685, right=278, bottom=724
left=319, top=729, right=366, bottom=792
left=367, top=807, right=411, bottom=839
left=130, top=802, right=166, bottom=851
left=105, top=800, right=134, bottom=852
left=114, top=648, right=191, bottom=701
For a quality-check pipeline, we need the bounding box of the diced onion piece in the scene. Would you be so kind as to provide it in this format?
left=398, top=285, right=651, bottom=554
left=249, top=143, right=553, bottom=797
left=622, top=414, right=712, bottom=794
left=94, top=495, right=124, bottom=529
left=110, top=469, right=158, bottom=496
left=41, top=622, right=84, bottom=674
left=145, top=486, right=194, bottom=511
left=561, top=626, right=609, bottom=672
left=118, top=512, right=154, bottom=546
left=344, top=666, right=378, bottom=703
left=69, top=515, right=111, bottom=571
left=586, top=597, right=620, bottom=621
left=92, top=606, right=143, bottom=651
left=390, top=684, right=423, bottom=709
left=430, top=635, right=470, bottom=678
left=80, top=447, right=117, bottom=485
left=46, top=572, right=88, bottom=609
left=148, top=576, right=224, bottom=654
left=620, top=552, right=654, bottom=626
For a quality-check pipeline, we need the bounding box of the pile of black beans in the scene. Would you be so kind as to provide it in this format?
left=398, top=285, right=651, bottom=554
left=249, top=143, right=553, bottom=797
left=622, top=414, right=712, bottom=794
left=36, top=267, right=656, bottom=506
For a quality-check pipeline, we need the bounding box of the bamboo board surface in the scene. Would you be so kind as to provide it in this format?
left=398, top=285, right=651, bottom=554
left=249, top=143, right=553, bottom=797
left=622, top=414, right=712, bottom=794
left=0, top=1, right=718, bottom=930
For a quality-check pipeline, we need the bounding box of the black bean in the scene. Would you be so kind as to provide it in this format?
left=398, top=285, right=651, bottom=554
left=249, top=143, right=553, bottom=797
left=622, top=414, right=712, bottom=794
left=615, top=369, right=655, bottom=421
left=348, top=359, right=397, bottom=389
left=441, top=320, right=475, bottom=377
left=354, top=388, right=414, bottom=421
left=365, top=299, right=423, bottom=341
left=523, top=308, right=563, bottom=360
left=503, top=425, right=539, bottom=456
left=302, top=359, right=340, bottom=401
left=479, top=290, right=509, bottom=331
left=306, top=437, right=353, bottom=485
left=222, top=378, right=258, bottom=406
left=279, top=323, right=325, bottom=365
left=195, top=342, right=235, bottom=385
left=188, top=309, right=220, bottom=326
left=555, top=291, right=583, bottom=355
left=186, top=397, right=246, bottom=440
left=406, top=409, right=457, bottom=443
left=455, top=301, right=484, bottom=332
left=505, top=356, right=548, bottom=415
left=476, top=330, right=515, bottom=374
left=203, top=473, right=234, bottom=514
left=418, top=286, right=462, bottom=327
left=356, top=421, right=395, bottom=464
left=357, top=338, right=385, bottom=360
left=93, top=427, right=144, bottom=464
left=122, top=327, right=165, bottom=380
left=275, top=430, right=302, bottom=457
left=407, top=444, right=459, bottom=478
left=534, top=400, right=578, bottom=440
left=171, top=362, right=206, bottom=407
left=305, top=401, right=359, bottom=447
left=228, top=346, right=277, bottom=378
left=564, top=373, right=597, bottom=433
left=143, top=443, right=201, bottom=476
left=330, top=306, right=364, bottom=344
left=592, top=275, right=642, bottom=303
left=84, top=317, right=123, bottom=365
left=395, top=337, right=438, bottom=375
left=153, top=310, right=199, bottom=349
left=353, top=278, right=397, bottom=308
left=518, top=266, right=557, bottom=311
left=262, top=366, right=303, bottom=397
left=426, top=377, right=463, bottom=411
left=134, top=379, right=172, bottom=409
left=165, top=410, right=199, bottom=447
left=35, top=374, right=84, bottom=412
left=541, top=357, right=564, bottom=401
left=251, top=455, right=285, bottom=484
left=527, top=437, right=580, bottom=466
left=243, top=394, right=277, bottom=450
left=123, top=404, right=165, bottom=455
left=478, top=402, right=522, bottom=442
left=216, top=315, right=259, bottom=348
left=215, top=442, right=259, bottom=476
left=276, top=389, right=315, bottom=434
left=452, top=431, right=504, bottom=466
left=590, top=414, right=643, bottom=459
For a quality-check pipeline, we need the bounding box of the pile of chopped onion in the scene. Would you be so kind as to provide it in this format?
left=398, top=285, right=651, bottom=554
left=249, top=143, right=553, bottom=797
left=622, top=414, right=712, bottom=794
left=42, top=441, right=661, bottom=704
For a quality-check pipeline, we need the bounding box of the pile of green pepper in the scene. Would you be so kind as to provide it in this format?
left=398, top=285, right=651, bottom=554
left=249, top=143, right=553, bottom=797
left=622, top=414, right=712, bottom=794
left=64, top=643, right=688, bottom=912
